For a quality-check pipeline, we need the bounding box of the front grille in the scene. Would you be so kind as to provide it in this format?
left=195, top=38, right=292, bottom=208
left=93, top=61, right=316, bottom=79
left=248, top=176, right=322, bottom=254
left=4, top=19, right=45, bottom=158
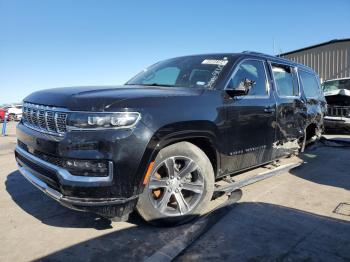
left=16, top=151, right=60, bottom=189
left=327, top=106, right=350, bottom=117
left=17, top=140, right=63, bottom=167
left=34, top=150, right=64, bottom=167
left=22, top=103, right=68, bottom=136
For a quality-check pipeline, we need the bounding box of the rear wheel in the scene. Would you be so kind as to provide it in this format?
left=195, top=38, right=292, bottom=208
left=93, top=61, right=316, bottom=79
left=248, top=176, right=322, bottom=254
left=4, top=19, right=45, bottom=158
left=136, top=142, right=214, bottom=226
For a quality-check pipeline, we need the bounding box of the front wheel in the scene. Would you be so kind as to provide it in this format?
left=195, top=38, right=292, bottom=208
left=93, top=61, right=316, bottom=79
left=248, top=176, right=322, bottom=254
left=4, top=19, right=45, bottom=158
left=136, top=142, right=214, bottom=226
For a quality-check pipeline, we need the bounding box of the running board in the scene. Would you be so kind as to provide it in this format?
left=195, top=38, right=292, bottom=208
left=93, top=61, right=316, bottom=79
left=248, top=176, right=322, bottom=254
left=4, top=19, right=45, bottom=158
left=214, top=161, right=303, bottom=194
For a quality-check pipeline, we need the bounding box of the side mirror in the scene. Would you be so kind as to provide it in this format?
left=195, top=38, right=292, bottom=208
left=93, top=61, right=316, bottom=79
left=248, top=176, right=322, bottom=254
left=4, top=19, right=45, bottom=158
left=226, top=78, right=255, bottom=96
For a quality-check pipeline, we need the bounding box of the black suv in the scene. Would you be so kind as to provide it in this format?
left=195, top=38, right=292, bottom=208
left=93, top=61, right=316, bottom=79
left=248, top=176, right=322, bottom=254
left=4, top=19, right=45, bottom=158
left=15, top=52, right=326, bottom=225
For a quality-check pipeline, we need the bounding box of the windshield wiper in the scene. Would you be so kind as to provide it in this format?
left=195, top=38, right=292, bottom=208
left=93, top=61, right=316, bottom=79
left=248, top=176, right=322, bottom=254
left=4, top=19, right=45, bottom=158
left=142, top=83, right=175, bottom=87
left=125, top=83, right=176, bottom=87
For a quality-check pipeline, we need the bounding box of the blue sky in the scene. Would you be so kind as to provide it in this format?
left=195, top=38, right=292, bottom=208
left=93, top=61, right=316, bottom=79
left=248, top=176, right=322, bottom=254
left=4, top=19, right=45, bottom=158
left=1, top=0, right=349, bottom=104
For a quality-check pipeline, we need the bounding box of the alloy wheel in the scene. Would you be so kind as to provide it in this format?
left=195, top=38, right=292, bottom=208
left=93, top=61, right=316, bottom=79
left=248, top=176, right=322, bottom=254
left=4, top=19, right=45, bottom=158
left=148, top=156, right=204, bottom=216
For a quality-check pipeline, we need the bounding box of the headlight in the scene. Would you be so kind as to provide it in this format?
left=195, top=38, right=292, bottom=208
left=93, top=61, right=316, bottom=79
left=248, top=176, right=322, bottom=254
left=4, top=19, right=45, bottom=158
left=67, top=112, right=141, bottom=130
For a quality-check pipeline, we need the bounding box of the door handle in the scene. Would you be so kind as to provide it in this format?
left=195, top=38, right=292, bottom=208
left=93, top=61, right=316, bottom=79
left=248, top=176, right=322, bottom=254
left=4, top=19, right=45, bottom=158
left=264, top=106, right=276, bottom=113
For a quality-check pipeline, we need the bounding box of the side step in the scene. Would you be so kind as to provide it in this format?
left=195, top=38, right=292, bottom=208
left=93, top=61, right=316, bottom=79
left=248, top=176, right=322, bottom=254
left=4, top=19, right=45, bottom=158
left=215, top=161, right=303, bottom=194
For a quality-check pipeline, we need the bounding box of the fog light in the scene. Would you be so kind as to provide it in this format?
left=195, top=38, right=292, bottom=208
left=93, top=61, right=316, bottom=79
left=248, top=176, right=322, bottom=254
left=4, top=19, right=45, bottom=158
left=63, top=159, right=109, bottom=177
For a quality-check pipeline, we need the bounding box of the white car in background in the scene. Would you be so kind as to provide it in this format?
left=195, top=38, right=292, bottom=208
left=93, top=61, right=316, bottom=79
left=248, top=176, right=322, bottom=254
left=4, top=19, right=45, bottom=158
left=5, top=104, right=23, bottom=121
left=322, top=78, right=350, bottom=131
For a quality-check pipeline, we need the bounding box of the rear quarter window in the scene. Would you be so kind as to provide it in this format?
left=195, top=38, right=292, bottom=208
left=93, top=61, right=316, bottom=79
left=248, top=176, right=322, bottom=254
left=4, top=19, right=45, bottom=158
left=272, top=64, right=299, bottom=97
left=299, top=70, right=320, bottom=98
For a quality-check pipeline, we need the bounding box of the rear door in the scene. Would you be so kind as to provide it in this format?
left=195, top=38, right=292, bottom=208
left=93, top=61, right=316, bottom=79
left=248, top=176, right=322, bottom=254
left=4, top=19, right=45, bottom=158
left=269, top=62, right=307, bottom=155
left=298, top=69, right=327, bottom=133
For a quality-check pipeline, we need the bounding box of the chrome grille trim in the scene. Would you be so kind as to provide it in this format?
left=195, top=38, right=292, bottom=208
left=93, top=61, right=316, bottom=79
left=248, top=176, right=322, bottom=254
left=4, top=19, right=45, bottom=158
left=56, top=113, right=68, bottom=133
left=32, top=108, right=38, bottom=126
left=46, top=111, right=56, bottom=132
left=22, top=103, right=68, bottom=136
left=38, top=110, right=46, bottom=129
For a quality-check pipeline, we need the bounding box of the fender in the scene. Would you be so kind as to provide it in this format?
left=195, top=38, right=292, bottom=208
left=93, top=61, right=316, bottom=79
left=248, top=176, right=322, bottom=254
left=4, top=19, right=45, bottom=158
left=135, top=121, right=222, bottom=191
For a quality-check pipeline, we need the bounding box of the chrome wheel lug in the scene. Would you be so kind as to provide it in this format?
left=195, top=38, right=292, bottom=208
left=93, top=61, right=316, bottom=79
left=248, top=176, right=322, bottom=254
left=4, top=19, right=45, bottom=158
left=179, top=184, right=183, bottom=187
left=166, top=181, right=170, bottom=185
left=177, top=176, right=181, bottom=180
left=168, top=188, right=172, bottom=192
left=170, top=176, right=174, bottom=179
left=175, top=189, right=179, bottom=193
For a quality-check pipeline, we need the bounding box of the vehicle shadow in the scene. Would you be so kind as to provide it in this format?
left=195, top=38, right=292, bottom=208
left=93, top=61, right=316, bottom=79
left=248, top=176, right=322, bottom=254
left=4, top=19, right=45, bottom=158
left=290, top=142, right=350, bottom=191
left=36, top=202, right=350, bottom=262
left=5, top=170, right=146, bottom=230
left=324, top=135, right=350, bottom=142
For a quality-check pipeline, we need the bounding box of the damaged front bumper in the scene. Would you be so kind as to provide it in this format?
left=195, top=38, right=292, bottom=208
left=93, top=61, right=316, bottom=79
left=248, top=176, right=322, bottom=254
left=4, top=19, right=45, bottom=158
left=324, top=116, right=350, bottom=130
left=15, top=145, right=139, bottom=219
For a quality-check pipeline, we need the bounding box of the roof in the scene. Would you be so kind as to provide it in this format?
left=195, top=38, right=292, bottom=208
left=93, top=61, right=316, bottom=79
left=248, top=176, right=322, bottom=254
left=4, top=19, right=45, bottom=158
left=161, top=52, right=315, bottom=73
left=280, top=38, right=350, bottom=56
left=209, top=51, right=315, bottom=72
left=240, top=51, right=314, bottom=72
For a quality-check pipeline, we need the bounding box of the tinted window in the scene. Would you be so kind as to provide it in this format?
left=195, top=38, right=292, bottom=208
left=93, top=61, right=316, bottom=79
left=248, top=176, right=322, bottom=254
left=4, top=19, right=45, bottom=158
left=299, top=70, right=320, bottom=98
left=229, top=60, right=268, bottom=96
left=142, top=67, right=180, bottom=86
left=127, top=55, right=233, bottom=89
left=272, top=65, right=299, bottom=96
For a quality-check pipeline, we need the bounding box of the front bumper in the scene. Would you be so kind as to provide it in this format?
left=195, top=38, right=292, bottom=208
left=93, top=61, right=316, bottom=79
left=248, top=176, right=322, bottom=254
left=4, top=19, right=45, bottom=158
left=15, top=145, right=139, bottom=218
left=324, top=116, right=350, bottom=130
left=16, top=145, right=114, bottom=186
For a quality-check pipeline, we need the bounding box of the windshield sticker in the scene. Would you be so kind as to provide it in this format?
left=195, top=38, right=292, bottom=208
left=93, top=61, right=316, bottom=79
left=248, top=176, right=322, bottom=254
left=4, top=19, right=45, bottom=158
left=206, top=58, right=228, bottom=88
left=196, top=81, right=206, bottom=86
left=202, top=59, right=228, bottom=66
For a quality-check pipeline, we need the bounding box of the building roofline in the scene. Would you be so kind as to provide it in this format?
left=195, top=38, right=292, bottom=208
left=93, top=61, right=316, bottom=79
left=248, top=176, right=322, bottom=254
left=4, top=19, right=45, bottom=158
left=279, top=38, right=350, bottom=56
left=323, top=77, right=350, bottom=83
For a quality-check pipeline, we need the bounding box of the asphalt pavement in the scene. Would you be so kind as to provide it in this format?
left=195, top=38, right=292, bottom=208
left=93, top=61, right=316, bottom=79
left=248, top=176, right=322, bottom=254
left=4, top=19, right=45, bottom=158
left=1, top=122, right=349, bottom=261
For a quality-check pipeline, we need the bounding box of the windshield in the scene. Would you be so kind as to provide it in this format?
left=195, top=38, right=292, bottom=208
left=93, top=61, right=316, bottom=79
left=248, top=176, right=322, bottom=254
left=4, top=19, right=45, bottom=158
left=126, top=55, right=233, bottom=89
left=322, top=79, right=350, bottom=92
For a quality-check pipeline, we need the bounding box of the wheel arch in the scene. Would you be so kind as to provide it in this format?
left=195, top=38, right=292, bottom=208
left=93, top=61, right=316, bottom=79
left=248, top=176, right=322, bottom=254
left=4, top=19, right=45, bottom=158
left=137, top=123, right=222, bottom=191
left=305, top=122, right=318, bottom=140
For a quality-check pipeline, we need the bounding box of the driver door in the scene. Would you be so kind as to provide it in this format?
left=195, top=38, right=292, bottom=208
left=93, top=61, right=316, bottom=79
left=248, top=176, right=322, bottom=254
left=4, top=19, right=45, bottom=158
left=222, top=59, right=278, bottom=173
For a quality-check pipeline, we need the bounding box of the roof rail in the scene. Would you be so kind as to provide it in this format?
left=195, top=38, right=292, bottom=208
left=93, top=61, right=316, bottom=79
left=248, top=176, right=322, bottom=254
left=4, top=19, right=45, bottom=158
left=242, top=51, right=302, bottom=65
left=242, top=51, right=273, bottom=56
left=242, top=51, right=280, bottom=59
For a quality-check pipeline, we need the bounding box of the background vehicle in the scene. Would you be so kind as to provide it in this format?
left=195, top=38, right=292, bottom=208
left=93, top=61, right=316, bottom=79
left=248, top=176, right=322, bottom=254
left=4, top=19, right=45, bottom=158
left=15, top=52, right=325, bottom=226
left=5, top=104, right=23, bottom=121
left=322, top=78, right=350, bottom=131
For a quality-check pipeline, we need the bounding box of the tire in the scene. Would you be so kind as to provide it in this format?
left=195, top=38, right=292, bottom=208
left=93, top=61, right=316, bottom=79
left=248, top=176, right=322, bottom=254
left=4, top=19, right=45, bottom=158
left=136, top=142, right=214, bottom=226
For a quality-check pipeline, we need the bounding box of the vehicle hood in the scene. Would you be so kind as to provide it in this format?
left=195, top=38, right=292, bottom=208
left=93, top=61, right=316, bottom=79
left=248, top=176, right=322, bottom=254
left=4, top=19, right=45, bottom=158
left=324, top=89, right=350, bottom=97
left=23, top=85, right=204, bottom=111
left=324, top=89, right=350, bottom=106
